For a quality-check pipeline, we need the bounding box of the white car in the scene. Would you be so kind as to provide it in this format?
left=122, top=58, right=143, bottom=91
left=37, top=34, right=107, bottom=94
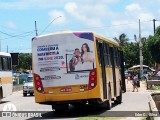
left=23, top=75, right=34, bottom=96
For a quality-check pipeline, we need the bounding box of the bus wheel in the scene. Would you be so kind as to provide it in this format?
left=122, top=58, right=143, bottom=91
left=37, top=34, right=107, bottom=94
left=52, top=104, right=69, bottom=113
left=114, top=88, right=122, bottom=104
left=101, top=99, right=112, bottom=110
left=30, top=93, right=33, bottom=96
left=102, top=88, right=112, bottom=110
left=23, top=93, right=27, bottom=97
left=106, top=85, right=112, bottom=110
left=106, top=99, right=112, bottom=110
left=0, top=87, right=2, bottom=103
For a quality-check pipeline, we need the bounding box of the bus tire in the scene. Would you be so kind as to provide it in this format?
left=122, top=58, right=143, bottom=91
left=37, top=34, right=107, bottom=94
left=114, top=88, right=122, bottom=104
left=30, top=93, right=33, bottom=96
left=106, top=99, right=112, bottom=110
left=52, top=104, right=69, bottom=113
left=23, top=93, right=27, bottom=97
left=107, top=85, right=112, bottom=110
left=102, top=86, right=112, bottom=110
left=0, top=87, right=2, bottom=103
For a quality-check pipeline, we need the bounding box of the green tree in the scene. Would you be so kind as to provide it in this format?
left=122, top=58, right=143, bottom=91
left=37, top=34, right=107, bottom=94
left=147, top=26, right=160, bottom=64
left=114, top=34, right=154, bottom=69
left=142, top=39, right=155, bottom=67
left=123, top=42, right=139, bottom=68
left=13, top=53, right=32, bottom=71
left=113, top=33, right=129, bottom=46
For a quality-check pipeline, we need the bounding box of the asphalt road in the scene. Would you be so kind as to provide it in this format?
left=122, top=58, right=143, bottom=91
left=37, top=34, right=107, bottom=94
left=0, top=87, right=151, bottom=120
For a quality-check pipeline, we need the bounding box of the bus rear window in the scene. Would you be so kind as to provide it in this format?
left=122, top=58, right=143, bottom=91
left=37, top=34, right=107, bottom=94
left=1, top=57, right=11, bottom=71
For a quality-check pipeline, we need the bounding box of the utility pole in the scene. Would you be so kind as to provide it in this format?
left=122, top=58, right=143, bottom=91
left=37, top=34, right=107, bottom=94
left=7, top=45, right=8, bottom=53
left=153, top=19, right=156, bottom=35
left=139, top=19, right=143, bottom=79
left=35, top=21, right=38, bottom=36
left=0, top=38, right=2, bottom=52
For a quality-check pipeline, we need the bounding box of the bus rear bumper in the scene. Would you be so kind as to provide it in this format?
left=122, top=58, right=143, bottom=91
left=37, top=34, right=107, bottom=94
left=34, top=90, right=100, bottom=105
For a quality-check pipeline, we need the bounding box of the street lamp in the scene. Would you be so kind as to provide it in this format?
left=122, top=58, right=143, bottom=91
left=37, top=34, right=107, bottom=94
left=139, top=19, right=143, bottom=79
left=40, top=16, right=62, bottom=35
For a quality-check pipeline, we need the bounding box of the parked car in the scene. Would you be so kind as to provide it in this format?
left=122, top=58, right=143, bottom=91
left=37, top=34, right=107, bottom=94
left=23, top=75, right=34, bottom=96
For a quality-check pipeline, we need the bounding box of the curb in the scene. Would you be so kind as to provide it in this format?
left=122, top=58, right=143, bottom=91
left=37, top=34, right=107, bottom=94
left=148, top=93, right=160, bottom=120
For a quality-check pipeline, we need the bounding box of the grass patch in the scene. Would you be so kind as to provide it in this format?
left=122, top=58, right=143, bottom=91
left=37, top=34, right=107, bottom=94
left=152, top=85, right=160, bottom=90
left=79, top=116, right=151, bottom=120
left=150, top=85, right=160, bottom=93
left=142, top=116, right=151, bottom=120
left=79, top=117, right=123, bottom=120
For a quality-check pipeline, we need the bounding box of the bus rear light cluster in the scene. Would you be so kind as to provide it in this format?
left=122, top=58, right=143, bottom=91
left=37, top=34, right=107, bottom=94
left=88, top=68, right=97, bottom=90
left=90, top=83, right=95, bottom=87
left=34, top=73, right=44, bottom=93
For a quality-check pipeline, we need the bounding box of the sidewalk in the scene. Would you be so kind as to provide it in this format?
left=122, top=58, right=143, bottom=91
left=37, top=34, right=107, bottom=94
left=121, top=80, right=151, bottom=120
left=125, top=79, right=149, bottom=92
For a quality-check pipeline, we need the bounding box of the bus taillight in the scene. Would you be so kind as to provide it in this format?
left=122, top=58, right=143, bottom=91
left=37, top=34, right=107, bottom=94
left=34, top=73, right=44, bottom=93
left=36, top=81, right=41, bottom=86
left=88, top=68, right=97, bottom=90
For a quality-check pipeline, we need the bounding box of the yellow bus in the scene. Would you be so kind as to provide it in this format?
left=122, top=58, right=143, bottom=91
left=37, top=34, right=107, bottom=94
left=32, top=31, right=126, bottom=111
left=0, top=52, right=12, bottom=102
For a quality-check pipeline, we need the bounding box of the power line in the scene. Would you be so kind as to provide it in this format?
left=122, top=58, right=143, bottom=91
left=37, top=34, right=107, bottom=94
left=1, top=30, right=34, bottom=40
left=0, top=19, right=158, bottom=41
left=79, top=20, right=152, bottom=30
left=40, top=16, right=62, bottom=35
left=0, top=24, right=34, bottom=33
left=0, top=30, right=15, bottom=37
left=43, top=20, right=153, bottom=33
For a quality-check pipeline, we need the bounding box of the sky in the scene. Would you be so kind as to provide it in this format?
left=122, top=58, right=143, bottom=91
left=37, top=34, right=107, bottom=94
left=0, top=0, right=160, bottom=53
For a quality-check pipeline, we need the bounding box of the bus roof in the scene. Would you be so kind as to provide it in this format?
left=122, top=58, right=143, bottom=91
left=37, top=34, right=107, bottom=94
left=34, top=31, right=119, bottom=46
left=0, top=52, right=11, bottom=57
left=92, top=32, right=119, bottom=46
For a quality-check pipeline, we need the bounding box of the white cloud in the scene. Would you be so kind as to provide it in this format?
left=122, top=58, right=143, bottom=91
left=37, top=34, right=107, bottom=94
left=106, top=1, right=156, bottom=39
left=64, top=2, right=77, bottom=13
left=48, top=10, right=66, bottom=25
left=65, top=1, right=157, bottom=39
left=125, top=3, right=141, bottom=12
left=5, top=21, right=17, bottom=29
left=1, top=0, right=158, bottom=40
left=138, top=13, right=154, bottom=21
left=64, top=2, right=107, bottom=27
left=0, top=0, right=69, bottom=9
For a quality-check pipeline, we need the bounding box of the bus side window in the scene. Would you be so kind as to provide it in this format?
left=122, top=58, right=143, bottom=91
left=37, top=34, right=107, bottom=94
left=113, top=47, right=118, bottom=67
left=2, top=57, right=9, bottom=71
left=103, top=43, right=107, bottom=66
left=117, top=50, right=121, bottom=68
left=96, top=39, right=102, bottom=65
left=104, top=42, right=111, bottom=67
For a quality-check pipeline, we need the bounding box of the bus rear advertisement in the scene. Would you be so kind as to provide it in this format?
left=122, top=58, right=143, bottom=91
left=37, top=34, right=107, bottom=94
left=32, top=31, right=126, bottom=112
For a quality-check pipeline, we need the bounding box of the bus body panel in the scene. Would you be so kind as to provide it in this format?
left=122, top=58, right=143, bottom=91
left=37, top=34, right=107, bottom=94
left=32, top=31, right=125, bottom=105
left=115, top=68, right=121, bottom=96
left=105, top=67, right=114, bottom=98
left=34, top=81, right=101, bottom=103
left=0, top=53, right=12, bottom=100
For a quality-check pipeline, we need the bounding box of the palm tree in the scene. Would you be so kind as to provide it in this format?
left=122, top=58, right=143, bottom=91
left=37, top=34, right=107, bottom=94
left=113, top=33, right=129, bottom=46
